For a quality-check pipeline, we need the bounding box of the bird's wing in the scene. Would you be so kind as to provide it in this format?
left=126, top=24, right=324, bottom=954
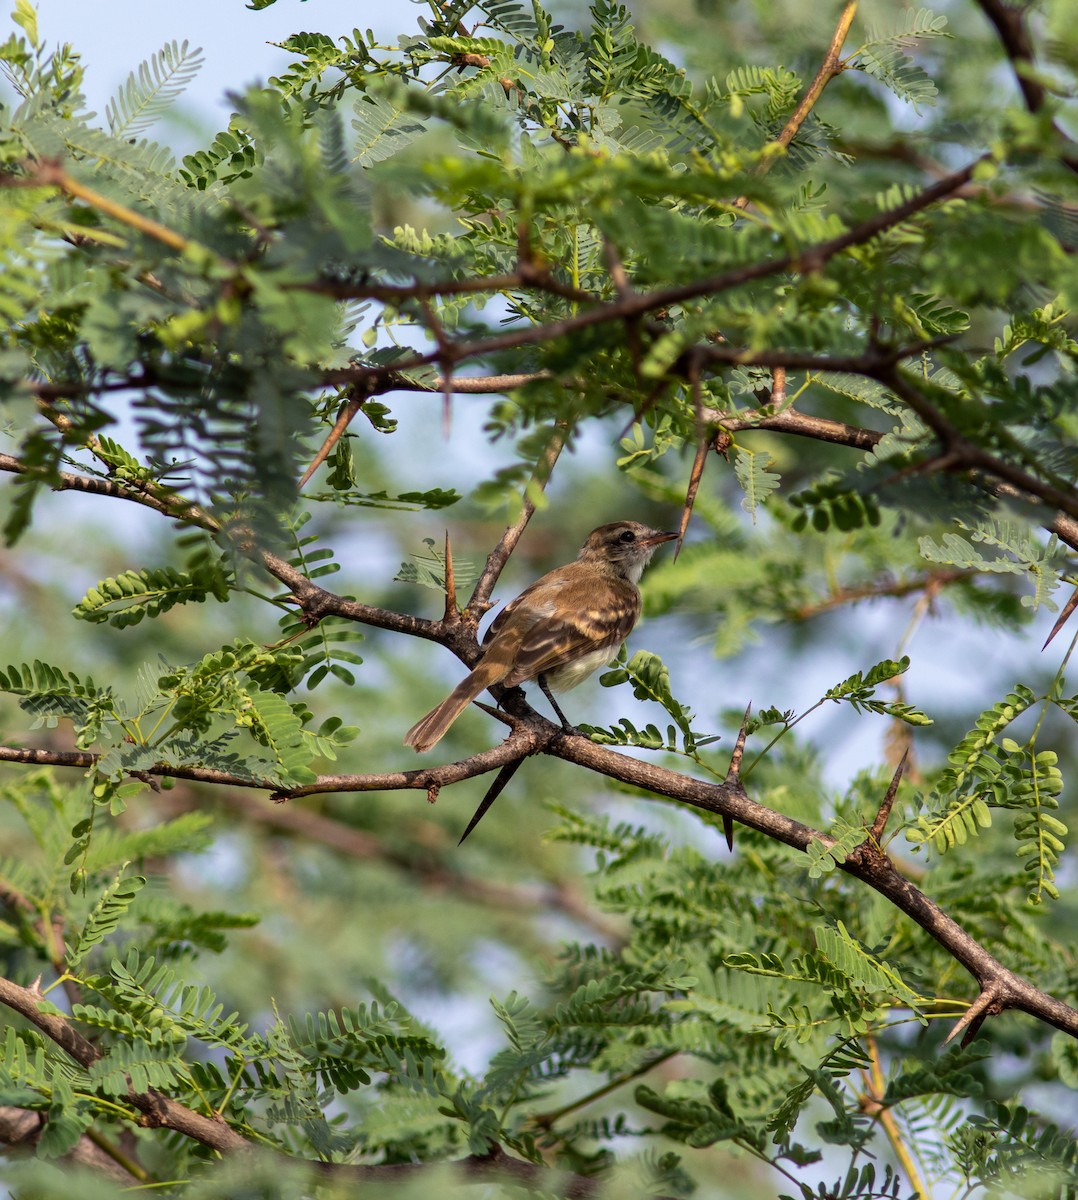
left=486, top=575, right=640, bottom=687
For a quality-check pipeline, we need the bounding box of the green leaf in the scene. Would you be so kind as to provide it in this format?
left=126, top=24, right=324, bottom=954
left=68, top=867, right=147, bottom=968
left=106, top=41, right=205, bottom=138
left=733, top=446, right=780, bottom=522
left=74, top=564, right=232, bottom=628
left=395, top=537, right=478, bottom=593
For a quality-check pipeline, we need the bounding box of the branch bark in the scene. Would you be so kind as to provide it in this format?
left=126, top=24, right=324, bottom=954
left=0, top=975, right=250, bottom=1153
left=6, top=712, right=1078, bottom=1041
left=973, top=0, right=1078, bottom=175
left=0, top=1105, right=142, bottom=1184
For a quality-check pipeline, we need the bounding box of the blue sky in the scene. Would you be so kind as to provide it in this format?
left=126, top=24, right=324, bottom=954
left=31, top=0, right=413, bottom=142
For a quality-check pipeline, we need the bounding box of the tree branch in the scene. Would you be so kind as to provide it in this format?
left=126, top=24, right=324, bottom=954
left=789, top=568, right=978, bottom=620
left=544, top=731, right=1078, bottom=1040
left=0, top=1105, right=143, bottom=1184
left=0, top=735, right=538, bottom=798
left=320, top=158, right=983, bottom=390
left=973, top=0, right=1078, bottom=175
left=0, top=974, right=250, bottom=1153
left=877, top=366, right=1078, bottom=525
left=706, top=402, right=1078, bottom=556
left=771, top=0, right=858, bottom=152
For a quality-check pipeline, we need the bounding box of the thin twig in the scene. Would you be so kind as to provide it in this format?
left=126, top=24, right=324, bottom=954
left=773, top=1, right=858, bottom=152
left=298, top=391, right=367, bottom=488
left=674, top=356, right=709, bottom=560
left=790, top=569, right=976, bottom=620
left=734, top=0, right=859, bottom=207
left=467, top=418, right=570, bottom=614
left=860, top=1034, right=927, bottom=1200
left=866, top=750, right=909, bottom=844
left=4, top=159, right=223, bottom=260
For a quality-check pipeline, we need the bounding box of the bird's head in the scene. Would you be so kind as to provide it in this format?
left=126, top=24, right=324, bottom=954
left=578, top=521, right=678, bottom=582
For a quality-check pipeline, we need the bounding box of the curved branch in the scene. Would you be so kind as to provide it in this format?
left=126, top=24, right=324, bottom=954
left=0, top=735, right=537, bottom=798
left=974, top=0, right=1078, bottom=175
left=321, top=159, right=982, bottom=390
left=545, top=731, right=1078, bottom=1039
left=0, top=975, right=250, bottom=1153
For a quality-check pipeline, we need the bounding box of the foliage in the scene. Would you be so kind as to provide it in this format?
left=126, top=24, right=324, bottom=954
left=1, top=0, right=1078, bottom=1195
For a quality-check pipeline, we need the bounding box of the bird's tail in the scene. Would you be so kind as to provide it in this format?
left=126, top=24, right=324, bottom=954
left=403, top=662, right=502, bottom=752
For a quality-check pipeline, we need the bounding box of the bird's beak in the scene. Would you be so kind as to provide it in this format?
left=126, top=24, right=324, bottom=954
left=646, top=530, right=679, bottom=545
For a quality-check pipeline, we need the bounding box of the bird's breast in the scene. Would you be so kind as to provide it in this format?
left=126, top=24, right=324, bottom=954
left=543, top=644, right=621, bottom=692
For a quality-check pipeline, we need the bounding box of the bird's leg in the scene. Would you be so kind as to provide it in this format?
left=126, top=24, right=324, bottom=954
left=537, top=673, right=577, bottom=734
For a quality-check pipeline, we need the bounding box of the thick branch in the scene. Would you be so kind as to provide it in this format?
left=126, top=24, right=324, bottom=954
left=973, top=0, right=1078, bottom=175
left=0, top=975, right=250, bottom=1153
left=0, top=1105, right=142, bottom=1184
left=321, top=159, right=982, bottom=389
left=545, top=732, right=1078, bottom=1039
left=0, top=736, right=536, bottom=798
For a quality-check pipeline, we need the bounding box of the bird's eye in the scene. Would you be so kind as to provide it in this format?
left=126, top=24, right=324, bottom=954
left=618, top=529, right=636, bottom=543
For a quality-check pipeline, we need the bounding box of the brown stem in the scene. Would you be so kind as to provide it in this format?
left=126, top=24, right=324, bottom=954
left=0, top=975, right=250, bottom=1153
left=0, top=1105, right=143, bottom=1183
left=320, top=160, right=982, bottom=390
left=467, top=418, right=569, bottom=614
left=860, top=1035, right=928, bottom=1199
left=973, top=0, right=1078, bottom=175
left=790, top=568, right=977, bottom=620
left=5, top=160, right=203, bottom=257
left=0, top=735, right=538, bottom=799
left=774, top=0, right=858, bottom=152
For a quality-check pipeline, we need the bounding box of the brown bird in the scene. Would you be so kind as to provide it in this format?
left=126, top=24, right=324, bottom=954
left=404, top=520, right=677, bottom=752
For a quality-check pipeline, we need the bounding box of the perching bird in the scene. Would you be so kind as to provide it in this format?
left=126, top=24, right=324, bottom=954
left=404, top=520, right=677, bottom=752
